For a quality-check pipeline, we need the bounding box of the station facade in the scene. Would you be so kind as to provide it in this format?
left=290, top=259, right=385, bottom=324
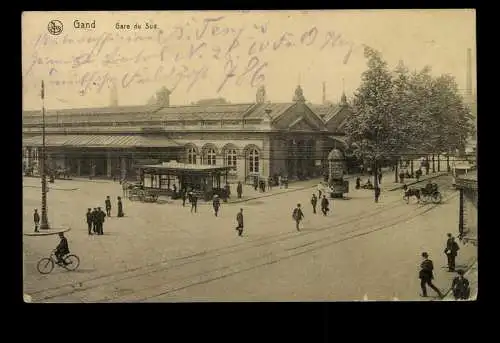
left=22, top=86, right=352, bottom=184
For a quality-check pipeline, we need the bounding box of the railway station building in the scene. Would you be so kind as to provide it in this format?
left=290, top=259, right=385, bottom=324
left=22, top=85, right=352, bottom=184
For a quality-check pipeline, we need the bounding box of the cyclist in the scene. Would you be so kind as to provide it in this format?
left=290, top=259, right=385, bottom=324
left=54, top=233, right=70, bottom=265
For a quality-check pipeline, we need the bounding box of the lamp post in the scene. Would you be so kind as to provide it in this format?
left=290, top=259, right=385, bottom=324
left=39, top=80, right=50, bottom=230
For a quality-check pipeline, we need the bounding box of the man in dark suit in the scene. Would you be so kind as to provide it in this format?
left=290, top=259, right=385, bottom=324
left=190, top=193, right=198, bottom=213
left=444, top=233, right=460, bottom=272
left=213, top=195, right=221, bottom=217
left=235, top=208, right=244, bottom=236
left=292, top=204, right=304, bottom=231
left=310, top=194, right=318, bottom=214
left=419, top=252, right=443, bottom=298
left=97, top=207, right=106, bottom=235
left=321, top=195, right=330, bottom=216
left=452, top=269, right=471, bottom=300
left=105, top=196, right=112, bottom=217
left=91, top=208, right=98, bottom=234
left=33, top=209, right=40, bottom=233
left=86, top=208, right=93, bottom=235
left=237, top=181, right=243, bottom=199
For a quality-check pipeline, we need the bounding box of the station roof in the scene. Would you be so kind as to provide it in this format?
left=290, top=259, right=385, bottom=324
left=22, top=135, right=182, bottom=148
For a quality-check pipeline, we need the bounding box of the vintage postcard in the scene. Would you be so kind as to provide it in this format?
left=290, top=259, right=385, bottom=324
left=22, top=10, right=477, bottom=302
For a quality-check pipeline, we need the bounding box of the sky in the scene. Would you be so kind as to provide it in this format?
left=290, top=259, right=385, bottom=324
left=22, top=10, right=476, bottom=110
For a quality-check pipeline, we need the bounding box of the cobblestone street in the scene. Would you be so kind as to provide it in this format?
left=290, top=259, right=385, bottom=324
left=23, top=172, right=476, bottom=302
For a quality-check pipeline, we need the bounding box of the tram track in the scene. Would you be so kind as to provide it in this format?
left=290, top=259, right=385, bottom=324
left=30, top=175, right=453, bottom=302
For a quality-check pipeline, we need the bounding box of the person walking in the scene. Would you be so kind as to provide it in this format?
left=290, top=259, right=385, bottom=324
left=451, top=269, right=471, bottom=300
left=117, top=196, right=124, bottom=217
left=355, top=177, right=361, bottom=189
left=235, top=208, right=244, bottom=237
left=378, top=171, right=382, bottom=185
left=190, top=192, right=198, bottom=213
left=268, top=176, right=273, bottom=191
left=444, top=233, right=460, bottom=272
left=292, top=203, right=304, bottom=231
left=419, top=252, right=443, bottom=298
left=237, top=181, right=243, bottom=199
left=105, top=196, right=112, bottom=217
left=182, top=189, right=187, bottom=207
left=86, top=208, right=93, bottom=235
left=374, top=186, right=381, bottom=203
left=311, top=194, right=318, bottom=214
left=321, top=195, right=330, bottom=216
left=213, top=195, right=221, bottom=217
left=33, top=209, right=40, bottom=232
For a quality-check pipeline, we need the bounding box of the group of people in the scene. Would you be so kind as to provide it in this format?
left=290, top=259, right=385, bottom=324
left=418, top=233, right=470, bottom=300
left=291, top=188, right=332, bottom=231
left=85, top=196, right=124, bottom=235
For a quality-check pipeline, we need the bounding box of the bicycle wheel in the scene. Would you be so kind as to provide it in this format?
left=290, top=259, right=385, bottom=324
left=63, top=255, right=80, bottom=271
left=37, top=258, right=54, bottom=274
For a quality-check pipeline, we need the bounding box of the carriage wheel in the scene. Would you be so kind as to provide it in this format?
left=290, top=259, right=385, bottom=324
left=432, top=193, right=442, bottom=204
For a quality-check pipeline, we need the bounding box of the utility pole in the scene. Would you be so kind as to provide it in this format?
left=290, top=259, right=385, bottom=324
left=39, top=81, right=50, bottom=230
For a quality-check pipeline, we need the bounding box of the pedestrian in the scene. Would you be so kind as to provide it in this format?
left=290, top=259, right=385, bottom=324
left=292, top=203, right=304, bottom=231
left=311, top=194, right=318, bottom=214
left=268, top=176, right=273, bottom=191
left=190, top=192, right=198, bottom=213
left=224, top=184, right=231, bottom=200
left=91, top=208, right=98, bottom=233
left=419, top=252, right=443, bottom=298
left=33, top=209, right=40, bottom=232
left=378, top=172, right=382, bottom=185
left=235, top=208, right=244, bottom=236
left=117, top=196, right=124, bottom=217
left=317, top=183, right=323, bottom=199
left=444, top=233, right=460, bottom=272
left=451, top=269, right=471, bottom=300
left=253, top=177, right=258, bottom=191
left=321, top=195, right=330, bottom=216
left=105, top=196, right=112, bottom=217
left=97, top=207, right=106, bottom=235
left=237, top=181, right=243, bottom=199
left=399, top=171, right=405, bottom=184
left=213, top=195, right=221, bottom=217
left=374, top=186, right=381, bottom=203
left=355, top=177, right=361, bottom=189
left=86, top=208, right=92, bottom=235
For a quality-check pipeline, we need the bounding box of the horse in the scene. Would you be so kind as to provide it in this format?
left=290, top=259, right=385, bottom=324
left=402, top=184, right=421, bottom=204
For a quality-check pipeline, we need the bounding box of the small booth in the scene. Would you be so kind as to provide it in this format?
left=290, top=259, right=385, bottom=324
left=324, top=149, right=349, bottom=198
left=135, top=161, right=232, bottom=202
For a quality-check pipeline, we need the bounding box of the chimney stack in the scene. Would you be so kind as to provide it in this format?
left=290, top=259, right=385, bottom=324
left=110, top=81, right=118, bottom=107
left=466, top=48, right=472, bottom=97
left=322, top=82, right=326, bottom=104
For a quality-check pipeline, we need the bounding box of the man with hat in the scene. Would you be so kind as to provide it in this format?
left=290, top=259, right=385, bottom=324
left=235, top=208, right=244, bottom=236
left=33, top=209, right=40, bottom=233
left=85, top=208, right=93, bottom=235
left=105, top=196, right=112, bottom=217
left=310, top=194, right=318, bottom=214
left=292, top=203, right=304, bottom=231
left=212, top=194, right=221, bottom=217
left=419, top=252, right=443, bottom=298
left=190, top=192, right=198, bottom=213
left=97, top=207, right=106, bottom=235
left=54, top=232, right=70, bottom=265
left=91, top=208, right=99, bottom=234
left=444, top=233, right=460, bottom=272
left=451, top=269, right=471, bottom=300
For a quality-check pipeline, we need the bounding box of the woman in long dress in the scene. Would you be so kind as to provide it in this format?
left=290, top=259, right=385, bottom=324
left=117, top=196, right=124, bottom=217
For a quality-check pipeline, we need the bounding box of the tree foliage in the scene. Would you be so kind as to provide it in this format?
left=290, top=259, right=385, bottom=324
left=344, top=46, right=474, bottom=172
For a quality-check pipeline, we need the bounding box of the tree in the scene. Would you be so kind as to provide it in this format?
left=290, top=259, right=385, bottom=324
left=344, top=46, right=409, bottom=196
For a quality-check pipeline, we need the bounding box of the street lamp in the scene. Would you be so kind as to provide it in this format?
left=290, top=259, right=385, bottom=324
left=39, top=81, right=50, bottom=230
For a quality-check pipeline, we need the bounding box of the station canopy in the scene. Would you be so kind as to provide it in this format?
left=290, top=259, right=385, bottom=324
left=22, top=135, right=181, bottom=148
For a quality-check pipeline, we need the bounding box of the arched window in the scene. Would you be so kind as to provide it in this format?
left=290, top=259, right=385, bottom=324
left=187, top=148, right=197, bottom=164
left=225, top=149, right=237, bottom=170
left=205, top=149, right=216, bottom=165
left=248, top=149, right=259, bottom=173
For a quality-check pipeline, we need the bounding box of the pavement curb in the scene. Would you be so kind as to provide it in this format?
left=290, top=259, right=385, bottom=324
left=23, top=185, right=79, bottom=191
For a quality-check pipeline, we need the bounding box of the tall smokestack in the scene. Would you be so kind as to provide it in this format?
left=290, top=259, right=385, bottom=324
left=110, top=80, right=118, bottom=107
left=466, top=48, right=472, bottom=97
left=322, top=82, right=326, bottom=104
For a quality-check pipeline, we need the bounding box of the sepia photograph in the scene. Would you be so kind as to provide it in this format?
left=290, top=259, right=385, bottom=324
left=22, top=10, right=477, bottom=302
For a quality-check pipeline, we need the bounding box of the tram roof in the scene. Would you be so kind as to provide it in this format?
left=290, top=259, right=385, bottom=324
left=139, top=162, right=232, bottom=173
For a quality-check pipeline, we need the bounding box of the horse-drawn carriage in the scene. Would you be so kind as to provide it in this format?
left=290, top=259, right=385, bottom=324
left=403, top=182, right=442, bottom=204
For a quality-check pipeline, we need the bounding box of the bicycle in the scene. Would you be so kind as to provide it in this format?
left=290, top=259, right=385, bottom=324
left=36, top=251, right=80, bottom=274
